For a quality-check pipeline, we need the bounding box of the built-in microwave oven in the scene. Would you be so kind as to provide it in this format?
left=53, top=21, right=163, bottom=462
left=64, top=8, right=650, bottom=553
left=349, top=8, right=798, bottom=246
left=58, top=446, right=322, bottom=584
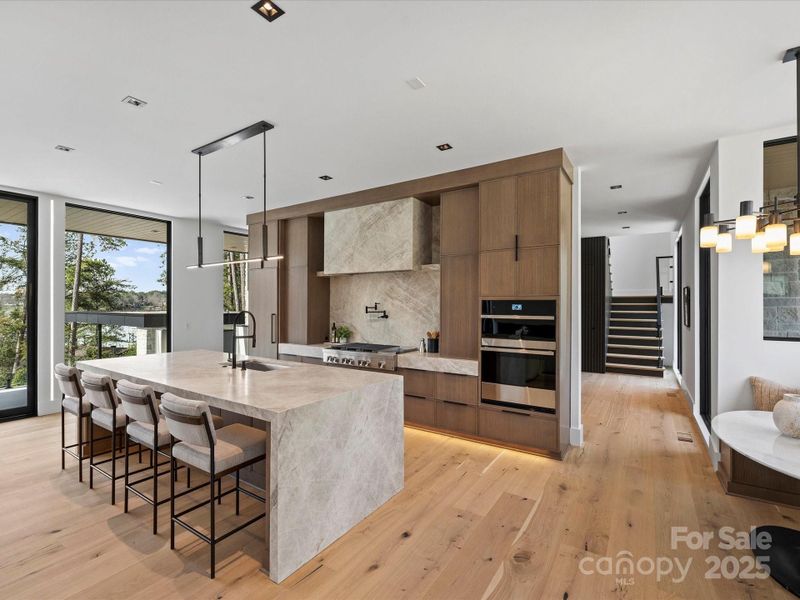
left=481, top=299, right=556, bottom=350
left=480, top=300, right=557, bottom=413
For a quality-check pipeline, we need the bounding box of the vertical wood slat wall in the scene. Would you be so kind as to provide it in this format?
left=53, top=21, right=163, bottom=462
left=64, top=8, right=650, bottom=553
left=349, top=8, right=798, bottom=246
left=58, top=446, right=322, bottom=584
left=581, top=236, right=609, bottom=373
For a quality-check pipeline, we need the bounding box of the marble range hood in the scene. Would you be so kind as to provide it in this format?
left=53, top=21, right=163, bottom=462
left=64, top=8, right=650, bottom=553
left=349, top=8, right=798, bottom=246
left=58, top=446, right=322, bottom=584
left=323, top=197, right=432, bottom=275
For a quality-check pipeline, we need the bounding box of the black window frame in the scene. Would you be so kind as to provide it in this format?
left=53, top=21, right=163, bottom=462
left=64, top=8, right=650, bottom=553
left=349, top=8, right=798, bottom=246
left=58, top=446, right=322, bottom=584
left=0, top=190, right=38, bottom=422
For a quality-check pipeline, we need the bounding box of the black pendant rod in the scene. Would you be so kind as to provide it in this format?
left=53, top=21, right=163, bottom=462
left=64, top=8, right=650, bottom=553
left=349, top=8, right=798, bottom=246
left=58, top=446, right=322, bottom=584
left=796, top=52, right=799, bottom=203
left=197, top=153, right=203, bottom=267
left=261, top=129, right=268, bottom=265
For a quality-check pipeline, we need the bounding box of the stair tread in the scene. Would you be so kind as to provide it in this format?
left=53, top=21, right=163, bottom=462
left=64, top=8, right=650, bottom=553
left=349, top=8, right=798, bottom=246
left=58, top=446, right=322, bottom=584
left=606, top=362, right=665, bottom=372
left=608, top=334, right=663, bottom=340
left=611, top=318, right=659, bottom=321
left=608, top=344, right=664, bottom=350
left=610, top=310, right=658, bottom=313
left=607, top=353, right=661, bottom=360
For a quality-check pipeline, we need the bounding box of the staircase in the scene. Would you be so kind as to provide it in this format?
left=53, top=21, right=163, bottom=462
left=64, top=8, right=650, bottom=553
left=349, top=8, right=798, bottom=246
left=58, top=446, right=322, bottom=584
left=605, top=296, right=665, bottom=377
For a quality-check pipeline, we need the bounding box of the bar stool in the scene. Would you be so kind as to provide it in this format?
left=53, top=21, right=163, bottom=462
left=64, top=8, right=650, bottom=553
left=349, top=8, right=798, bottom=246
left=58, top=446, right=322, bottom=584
left=117, top=380, right=225, bottom=534
left=83, top=371, right=128, bottom=504
left=55, top=363, right=90, bottom=482
left=161, top=393, right=267, bottom=579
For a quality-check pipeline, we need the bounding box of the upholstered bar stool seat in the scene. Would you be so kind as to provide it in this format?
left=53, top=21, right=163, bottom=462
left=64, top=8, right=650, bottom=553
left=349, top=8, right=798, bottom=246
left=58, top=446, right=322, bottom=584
left=55, top=363, right=90, bottom=482
left=161, top=393, right=266, bottom=579
left=92, top=406, right=127, bottom=430
left=61, top=395, right=91, bottom=416
left=172, top=423, right=266, bottom=473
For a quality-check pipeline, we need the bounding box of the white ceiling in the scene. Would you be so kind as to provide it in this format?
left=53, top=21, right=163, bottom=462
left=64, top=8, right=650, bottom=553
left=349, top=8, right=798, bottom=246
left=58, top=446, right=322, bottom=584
left=0, top=1, right=799, bottom=237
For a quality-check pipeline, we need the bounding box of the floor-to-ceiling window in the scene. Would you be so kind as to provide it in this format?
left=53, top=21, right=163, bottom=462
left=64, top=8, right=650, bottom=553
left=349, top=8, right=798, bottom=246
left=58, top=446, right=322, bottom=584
left=0, top=193, right=37, bottom=419
left=63, top=205, right=170, bottom=364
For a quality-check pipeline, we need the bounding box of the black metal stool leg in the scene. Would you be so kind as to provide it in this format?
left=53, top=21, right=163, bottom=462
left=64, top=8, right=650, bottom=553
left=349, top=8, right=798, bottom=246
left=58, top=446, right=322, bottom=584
left=124, top=428, right=130, bottom=513
left=152, top=429, right=158, bottom=535
left=170, top=436, right=176, bottom=550
left=210, top=471, right=216, bottom=579
left=111, top=423, right=117, bottom=505
left=61, top=404, right=65, bottom=470
left=217, top=478, right=222, bottom=505
left=89, top=413, right=95, bottom=489
left=236, top=470, right=240, bottom=516
left=78, top=411, right=84, bottom=483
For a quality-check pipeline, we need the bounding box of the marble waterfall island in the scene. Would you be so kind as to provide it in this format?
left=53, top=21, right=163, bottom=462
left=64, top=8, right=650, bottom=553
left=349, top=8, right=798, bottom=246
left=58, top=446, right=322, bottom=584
left=77, top=350, right=404, bottom=583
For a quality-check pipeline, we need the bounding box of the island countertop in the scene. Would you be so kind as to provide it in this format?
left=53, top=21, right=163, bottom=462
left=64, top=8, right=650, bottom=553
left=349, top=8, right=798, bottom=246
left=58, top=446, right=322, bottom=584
left=78, top=349, right=402, bottom=422
left=77, top=349, right=405, bottom=583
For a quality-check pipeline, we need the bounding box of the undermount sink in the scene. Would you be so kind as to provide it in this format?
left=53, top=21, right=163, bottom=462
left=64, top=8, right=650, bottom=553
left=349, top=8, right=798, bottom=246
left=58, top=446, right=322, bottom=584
left=222, top=360, right=289, bottom=372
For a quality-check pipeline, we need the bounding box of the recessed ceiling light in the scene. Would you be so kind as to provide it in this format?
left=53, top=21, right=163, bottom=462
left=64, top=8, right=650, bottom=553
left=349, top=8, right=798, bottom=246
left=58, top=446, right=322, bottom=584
left=243, top=195, right=255, bottom=200
left=622, top=226, right=631, bottom=230
left=436, top=143, right=453, bottom=151
left=406, top=77, right=426, bottom=90
left=617, top=210, right=627, bottom=215
left=149, top=180, right=162, bottom=186
left=251, top=0, right=284, bottom=21
left=122, top=95, right=148, bottom=108
left=319, top=175, right=333, bottom=181
left=55, top=145, right=75, bottom=152
left=610, top=184, right=622, bottom=190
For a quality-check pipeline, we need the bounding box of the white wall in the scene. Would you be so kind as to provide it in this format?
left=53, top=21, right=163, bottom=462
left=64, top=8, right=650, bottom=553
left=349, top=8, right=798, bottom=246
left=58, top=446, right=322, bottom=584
left=678, top=124, right=800, bottom=453
left=714, top=125, right=800, bottom=414
left=0, top=184, right=230, bottom=416
left=609, top=232, right=678, bottom=296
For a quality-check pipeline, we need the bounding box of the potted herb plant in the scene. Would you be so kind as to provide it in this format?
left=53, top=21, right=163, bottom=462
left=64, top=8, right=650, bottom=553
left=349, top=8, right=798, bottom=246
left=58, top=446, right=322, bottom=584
left=334, top=325, right=352, bottom=344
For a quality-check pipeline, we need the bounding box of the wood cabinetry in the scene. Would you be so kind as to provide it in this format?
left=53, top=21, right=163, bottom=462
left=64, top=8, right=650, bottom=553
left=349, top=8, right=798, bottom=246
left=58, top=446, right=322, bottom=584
left=478, top=404, right=557, bottom=451
left=283, top=217, right=329, bottom=344
left=248, top=220, right=282, bottom=358
left=440, top=187, right=479, bottom=359
left=398, top=367, right=435, bottom=428
left=478, top=168, right=565, bottom=298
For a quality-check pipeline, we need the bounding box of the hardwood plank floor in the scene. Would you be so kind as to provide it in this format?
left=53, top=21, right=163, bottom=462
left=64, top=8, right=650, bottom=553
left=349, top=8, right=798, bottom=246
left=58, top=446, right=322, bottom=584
left=0, top=372, right=797, bottom=599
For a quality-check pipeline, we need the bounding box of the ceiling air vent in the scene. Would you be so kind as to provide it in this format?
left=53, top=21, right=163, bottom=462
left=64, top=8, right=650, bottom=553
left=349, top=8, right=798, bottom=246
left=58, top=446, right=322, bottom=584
left=122, top=95, right=148, bottom=108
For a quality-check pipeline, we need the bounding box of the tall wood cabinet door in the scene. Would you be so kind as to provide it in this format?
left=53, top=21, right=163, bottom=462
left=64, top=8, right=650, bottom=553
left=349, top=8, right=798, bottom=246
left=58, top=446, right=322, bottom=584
left=479, top=249, right=517, bottom=297
left=441, top=254, right=479, bottom=359
left=517, top=246, right=559, bottom=296
left=517, top=170, right=560, bottom=248
left=440, top=187, right=478, bottom=256
left=479, top=177, right=517, bottom=252
left=248, top=266, right=279, bottom=358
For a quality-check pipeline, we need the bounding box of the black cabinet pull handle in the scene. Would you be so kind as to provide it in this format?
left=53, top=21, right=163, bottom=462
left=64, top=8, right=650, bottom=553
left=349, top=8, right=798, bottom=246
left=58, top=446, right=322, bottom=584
left=514, top=234, right=519, bottom=261
left=405, top=393, right=427, bottom=400
left=502, top=408, right=530, bottom=416
left=270, top=313, right=277, bottom=344
left=443, top=399, right=469, bottom=407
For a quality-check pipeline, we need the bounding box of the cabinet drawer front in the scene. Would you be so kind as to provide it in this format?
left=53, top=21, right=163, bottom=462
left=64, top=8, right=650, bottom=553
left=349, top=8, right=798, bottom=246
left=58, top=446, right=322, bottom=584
left=436, top=400, right=477, bottom=435
left=478, top=407, right=557, bottom=450
left=399, top=368, right=435, bottom=398
left=404, top=395, right=435, bottom=427
left=435, top=372, right=478, bottom=405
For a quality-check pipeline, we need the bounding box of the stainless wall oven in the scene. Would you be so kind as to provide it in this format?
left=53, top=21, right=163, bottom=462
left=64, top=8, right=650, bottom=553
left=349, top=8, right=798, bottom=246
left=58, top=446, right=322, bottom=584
left=480, top=300, right=557, bottom=413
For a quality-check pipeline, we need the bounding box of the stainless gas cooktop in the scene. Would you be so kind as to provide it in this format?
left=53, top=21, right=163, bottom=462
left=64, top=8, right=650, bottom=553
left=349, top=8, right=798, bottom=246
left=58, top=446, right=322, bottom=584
left=322, top=343, right=414, bottom=371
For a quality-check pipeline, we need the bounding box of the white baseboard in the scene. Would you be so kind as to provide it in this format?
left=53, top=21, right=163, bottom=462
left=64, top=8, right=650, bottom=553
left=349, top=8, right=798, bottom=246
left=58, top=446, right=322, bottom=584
left=569, top=425, right=584, bottom=446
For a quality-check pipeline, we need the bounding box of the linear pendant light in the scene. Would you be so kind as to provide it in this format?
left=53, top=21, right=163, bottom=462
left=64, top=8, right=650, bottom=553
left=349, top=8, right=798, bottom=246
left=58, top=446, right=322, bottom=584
left=700, top=46, right=800, bottom=254
left=187, top=120, right=282, bottom=269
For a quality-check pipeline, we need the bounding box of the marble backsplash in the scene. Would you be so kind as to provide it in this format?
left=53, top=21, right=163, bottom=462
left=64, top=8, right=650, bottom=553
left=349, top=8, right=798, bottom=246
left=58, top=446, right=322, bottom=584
left=329, top=269, right=440, bottom=348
